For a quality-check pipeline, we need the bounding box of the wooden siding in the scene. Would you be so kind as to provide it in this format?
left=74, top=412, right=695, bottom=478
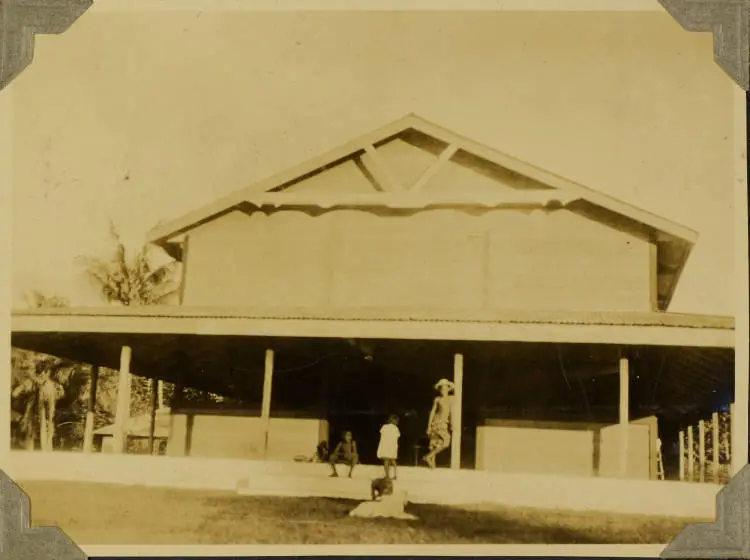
left=182, top=136, right=653, bottom=312
left=182, top=206, right=653, bottom=312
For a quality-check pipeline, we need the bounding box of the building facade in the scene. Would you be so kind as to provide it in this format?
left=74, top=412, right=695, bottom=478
left=11, top=115, right=736, bottom=480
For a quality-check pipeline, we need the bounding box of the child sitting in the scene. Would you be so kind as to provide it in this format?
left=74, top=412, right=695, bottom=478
left=294, top=440, right=329, bottom=463
left=370, top=476, right=394, bottom=501
left=329, top=430, right=359, bottom=478
left=314, top=440, right=329, bottom=463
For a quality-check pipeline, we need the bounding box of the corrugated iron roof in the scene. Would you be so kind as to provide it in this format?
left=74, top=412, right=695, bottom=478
left=12, top=305, right=734, bottom=330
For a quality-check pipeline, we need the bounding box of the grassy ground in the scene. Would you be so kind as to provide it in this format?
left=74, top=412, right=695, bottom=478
left=19, top=480, right=705, bottom=545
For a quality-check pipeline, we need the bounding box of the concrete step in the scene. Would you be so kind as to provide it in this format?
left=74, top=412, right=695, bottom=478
left=237, top=473, right=373, bottom=500
left=238, top=459, right=480, bottom=482
left=235, top=464, right=484, bottom=503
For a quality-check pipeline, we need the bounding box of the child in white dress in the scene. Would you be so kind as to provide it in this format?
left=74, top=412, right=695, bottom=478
left=377, top=414, right=400, bottom=480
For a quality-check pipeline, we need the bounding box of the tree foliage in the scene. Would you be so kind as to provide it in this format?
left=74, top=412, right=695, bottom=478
left=77, top=223, right=179, bottom=306
left=11, top=293, right=88, bottom=450
left=77, top=223, right=183, bottom=420
left=11, top=224, right=233, bottom=453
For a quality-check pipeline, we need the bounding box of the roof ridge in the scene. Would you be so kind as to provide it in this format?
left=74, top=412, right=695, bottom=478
left=146, top=114, right=697, bottom=247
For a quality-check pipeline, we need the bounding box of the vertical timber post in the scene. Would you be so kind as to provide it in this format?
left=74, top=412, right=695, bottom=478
left=451, top=353, right=464, bottom=470
left=261, top=349, right=275, bottom=458
left=678, top=430, right=685, bottom=481
left=712, top=412, right=720, bottom=483
left=688, top=425, right=694, bottom=482
left=148, top=378, right=159, bottom=455
left=82, top=365, right=100, bottom=453
left=112, top=346, right=132, bottom=454
left=619, top=356, right=630, bottom=478
left=727, top=403, right=733, bottom=465
left=699, top=419, right=706, bottom=483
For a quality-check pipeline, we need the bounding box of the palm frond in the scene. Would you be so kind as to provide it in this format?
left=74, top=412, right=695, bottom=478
left=82, top=222, right=181, bottom=306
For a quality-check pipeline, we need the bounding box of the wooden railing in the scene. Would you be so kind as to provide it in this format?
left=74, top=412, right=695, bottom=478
left=678, top=406, right=732, bottom=484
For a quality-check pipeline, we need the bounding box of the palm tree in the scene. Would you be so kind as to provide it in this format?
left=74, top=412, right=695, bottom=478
left=77, top=223, right=179, bottom=409
left=11, top=357, right=72, bottom=451
left=11, top=292, right=74, bottom=451
left=77, top=223, right=179, bottom=306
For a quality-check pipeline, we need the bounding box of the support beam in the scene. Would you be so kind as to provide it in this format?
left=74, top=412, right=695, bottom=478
left=451, top=353, right=464, bottom=470
left=112, top=346, right=132, bottom=454
left=363, top=144, right=403, bottom=192
left=618, top=356, right=630, bottom=478
left=712, top=412, right=720, bottom=483
left=261, top=349, right=275, bottom=457
left=678, top=430, right=685, bottom=481
left=688, top=425, right=694, bottom=482
left=698, top=419, right=706, bottom=482
left=725, top=404, right=732, bottom=463
left=148, top=378, right=158, bottom=455
left=410, top=144, right=458, bottom=191
left=82, top=365, right=100, bottom=453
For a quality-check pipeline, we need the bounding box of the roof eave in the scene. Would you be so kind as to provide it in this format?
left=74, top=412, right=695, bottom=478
left=657, top=235, right=697, bottom=312
left=145, top=113, right=701, bottom=270
left=146, top=113, right=420, bottom=245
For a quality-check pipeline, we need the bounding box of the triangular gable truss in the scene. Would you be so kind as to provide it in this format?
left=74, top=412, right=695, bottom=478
left=146, top=113, right=698, bottom=310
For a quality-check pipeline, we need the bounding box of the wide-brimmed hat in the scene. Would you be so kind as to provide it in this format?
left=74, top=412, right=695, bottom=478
left=434, top=378, right=455, bottom=391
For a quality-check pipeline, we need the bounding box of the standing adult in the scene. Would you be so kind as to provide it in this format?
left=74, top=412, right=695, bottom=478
left=423, top=378, right=454, bottom=469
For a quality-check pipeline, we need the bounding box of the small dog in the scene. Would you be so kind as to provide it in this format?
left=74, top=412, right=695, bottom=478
left=370, top=477, right=394, bottom=501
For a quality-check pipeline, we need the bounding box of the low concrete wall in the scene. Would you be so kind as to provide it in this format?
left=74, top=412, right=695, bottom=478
left=476, top=418, right=654, bottom=479
left=598, top=422, right=651, bottom=478
left=166, top=411, right=328, bottom=461
left=10, top=451, right=718, bottom=519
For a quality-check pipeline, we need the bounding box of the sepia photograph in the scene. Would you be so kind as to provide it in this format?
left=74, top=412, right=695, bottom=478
left=3, top=0, right=748, bottom=552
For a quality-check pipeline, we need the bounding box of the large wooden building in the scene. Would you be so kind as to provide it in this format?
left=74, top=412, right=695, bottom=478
left=11, top=115, right=737, bottom=480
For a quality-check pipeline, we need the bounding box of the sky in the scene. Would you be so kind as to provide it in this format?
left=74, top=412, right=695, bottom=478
left=9, top=9, right=740, bottom=314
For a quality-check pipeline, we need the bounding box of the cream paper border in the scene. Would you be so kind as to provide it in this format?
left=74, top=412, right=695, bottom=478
left=733, top=82, right=749, bottom=481
left=87, top=0, right=665, bottom=12
left=81, top=543, right=668, bottom=556
left=1, top=60, right=12, bottom=474
left=1, top=0, right=747, bottom=557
